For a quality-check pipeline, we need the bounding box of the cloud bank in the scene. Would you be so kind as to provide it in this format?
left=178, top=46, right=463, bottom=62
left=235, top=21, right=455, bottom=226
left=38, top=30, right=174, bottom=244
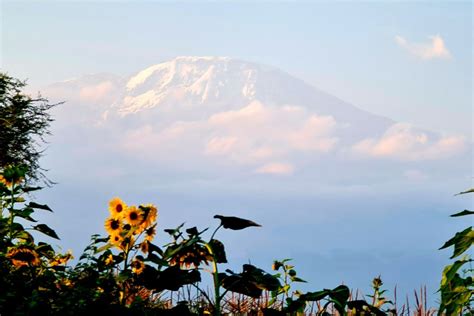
left=122, top=103, right=466, bottom=174
left=123, top=101, right=339, bottom=172
left=352, top=123, right=465, bottom=161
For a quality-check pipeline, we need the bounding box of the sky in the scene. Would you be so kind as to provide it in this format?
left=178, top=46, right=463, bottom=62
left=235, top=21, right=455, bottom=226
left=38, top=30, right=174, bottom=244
left=1, top=1, right=472, bottom=136
left=1, top=0, right=473, bottom=307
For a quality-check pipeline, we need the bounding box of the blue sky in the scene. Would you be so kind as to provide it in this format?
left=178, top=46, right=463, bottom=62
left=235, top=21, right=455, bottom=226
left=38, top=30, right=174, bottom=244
left=1, top=0, right=472, bottom=306
left=2, top=1, right=472, bottom=135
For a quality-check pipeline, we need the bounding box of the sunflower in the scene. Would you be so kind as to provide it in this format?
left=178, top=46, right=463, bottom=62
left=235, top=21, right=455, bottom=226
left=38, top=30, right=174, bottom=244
left=105, top=254, right=114, bottom=266
left=7, top=246, right=41, bottom=267
left=61, top=278, right=73, bottom=288
left=109, top=233, right=124, bottom=247
left=109, top=197, right=127, bottom=218
left=104, top=217, right=122, bottom=236
left=139, top=241, right=149, bottom=254
left=124, top=205, right=143, bottom=226
left=121, top=235, right=135, bottom=251
left=0, top=174, right=22, bottom=188
left=131, top=258, right=145, bottom=274
left=169, top=244, right=212, bottom=269
left=49, top=250, right=74, bottom=267
left=144, top=225, right=156, bottom=242
left=139, top=204, right=158, bottom=229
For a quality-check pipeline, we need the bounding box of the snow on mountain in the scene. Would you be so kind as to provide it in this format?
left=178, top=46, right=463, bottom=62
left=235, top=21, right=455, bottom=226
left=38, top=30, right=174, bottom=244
left=43, top=56, right=466, bottom=171
left=119, top=57, right=390, bottom=130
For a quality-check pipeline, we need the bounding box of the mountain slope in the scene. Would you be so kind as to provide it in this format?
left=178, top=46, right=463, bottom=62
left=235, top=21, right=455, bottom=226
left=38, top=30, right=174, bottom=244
left=44, top=56, right=464, bottom=172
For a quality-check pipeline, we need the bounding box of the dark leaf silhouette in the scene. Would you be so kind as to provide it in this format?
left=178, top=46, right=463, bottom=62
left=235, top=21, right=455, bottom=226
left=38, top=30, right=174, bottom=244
left=209, top=239, right=227, bottom=263
left=140, top=266, right=201, bottom=292
left=455, top=188, right=474, bottom=195
left=33, top=224, right=60, bottom=239
left=451, top=210, right=474, bottom=217
left=28, top=202, right=53, bottom=212
left=214, top=215, right=261, bottom=230
left=220, top=264, right=280, bottom=298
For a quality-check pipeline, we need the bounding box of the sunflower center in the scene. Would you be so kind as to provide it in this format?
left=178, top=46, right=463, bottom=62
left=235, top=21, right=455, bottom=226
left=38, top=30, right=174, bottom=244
left=14, top=251, right=35, bottom=262
left=116, top=204, right=123, bottom=213
left=130, top=212, right=138, bottom=220
left=111, top=220, right=120, bottom=230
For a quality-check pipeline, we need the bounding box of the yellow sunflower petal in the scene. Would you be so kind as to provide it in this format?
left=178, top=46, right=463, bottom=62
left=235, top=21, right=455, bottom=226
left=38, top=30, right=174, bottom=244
left=104, top=217, right=123, bottom=236
left=124, top=205, right=143, bottom=226
left=131, top=258, right=145, bottom=274
left=109, top=197, right=127, bottom=218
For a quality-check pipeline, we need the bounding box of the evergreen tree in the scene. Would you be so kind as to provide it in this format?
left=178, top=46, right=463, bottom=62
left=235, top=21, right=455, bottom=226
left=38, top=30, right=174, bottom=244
left=0, top=72, right=59, bottom=183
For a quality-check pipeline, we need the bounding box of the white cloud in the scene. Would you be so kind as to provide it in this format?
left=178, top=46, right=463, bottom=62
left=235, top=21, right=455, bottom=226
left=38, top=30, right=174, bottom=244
left=255, top=162, right=294, bottom=175
left=122, top=101, right=339, bottom=172
left=395, top=35, right=452, bottom=60
left=352, top=123, right=465, bottom=160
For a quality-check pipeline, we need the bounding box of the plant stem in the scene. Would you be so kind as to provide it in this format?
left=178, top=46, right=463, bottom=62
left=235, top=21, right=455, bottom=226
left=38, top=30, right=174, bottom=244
left=209, top=224, right=222, bottom=241
left=205, top=243, right=221, bottom=315
left=121, top=247, right=130, bottom=305
left=8, top=183, right=15, bottom=240
left=191, top=283, right=214, bottom=309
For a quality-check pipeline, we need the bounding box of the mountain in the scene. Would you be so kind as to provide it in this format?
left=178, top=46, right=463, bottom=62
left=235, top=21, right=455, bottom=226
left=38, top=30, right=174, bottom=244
left=47, top=56, right=393, bottom=140
left=119, top=57, right=392, bottom=137
left=44, top=56, right=464, bottom=174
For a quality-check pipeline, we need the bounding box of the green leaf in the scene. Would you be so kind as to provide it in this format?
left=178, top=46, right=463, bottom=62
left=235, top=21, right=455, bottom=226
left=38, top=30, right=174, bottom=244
left=300, top=289, right=330, bottom=301
left=148, top=242, right=163, bottom=255
left=14, top=230, right=34, bottom=243
left=118, top=270, right=132, bottom=282
left=36, top=242, right=55, bottom=258
left=22, top=186, right=43, bottom=193
left=347, top=300, right=386, bottom=316
left=439, top=227, right=474, bottom=258
left=220, top=272, right=262, bottom=298
left=455, top=188, right=474, bottom=195
left=164, top=222, right=185, bottom=237
left=13, top=207, right=37, bottom=222
left=214, top=215, right=261, bottom=230
left=28, top=202, right=53, bottom=212
left=290, top=276, right=307, bottom=283
left=440, top=258, right=470, bottom=286
left=329, top=285, right=350, bottom=315
left=186, top=226, right=199, bottom=236
left=451, top=210, right=474, bottom=217
left=147, top=252, right=169, bottom=266
left=33, top=224, right=60, bottom=239
left=95, top=243, right=112, bottom=253
left=284, top=297, right=307, bottom=313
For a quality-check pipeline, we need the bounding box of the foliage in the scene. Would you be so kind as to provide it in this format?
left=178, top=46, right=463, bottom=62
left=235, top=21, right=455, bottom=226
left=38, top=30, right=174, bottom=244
left=0, top=175, right=400, bottom=315
left=0, top=166, right=429, bottom=315
left=0, top=73, right=59, bottom=184
left=438, top=188, right=473, bottom=315
left=1, top=72, right=451, bottom=315
left=0, top=165, right=72, bottom=315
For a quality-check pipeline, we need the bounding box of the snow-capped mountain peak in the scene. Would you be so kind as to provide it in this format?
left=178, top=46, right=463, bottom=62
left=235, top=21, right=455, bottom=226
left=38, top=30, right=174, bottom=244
left=121, top=56, right=265, bottom=114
